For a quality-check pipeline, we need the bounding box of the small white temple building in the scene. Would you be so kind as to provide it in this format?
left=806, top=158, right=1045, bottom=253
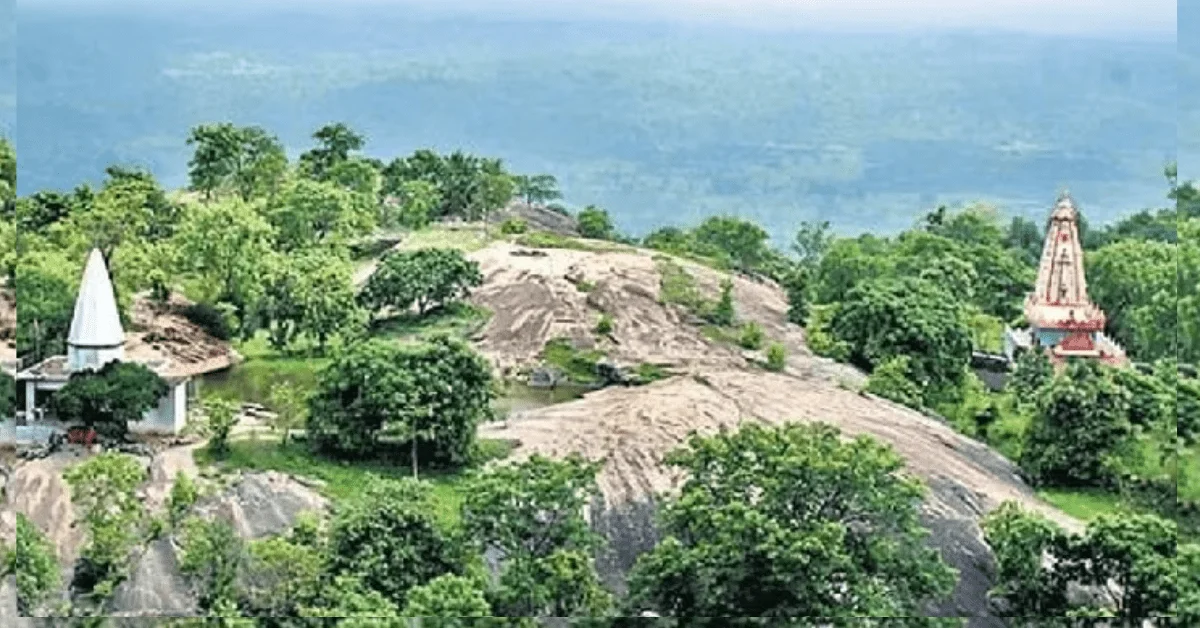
left=15, top=249, right=193, bottom=435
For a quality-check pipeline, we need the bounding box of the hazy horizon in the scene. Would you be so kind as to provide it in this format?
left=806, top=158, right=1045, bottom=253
left=21, top=0, right=1178, bottom=40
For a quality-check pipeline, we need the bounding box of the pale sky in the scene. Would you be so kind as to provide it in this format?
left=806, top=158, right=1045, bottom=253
left=22, top=0, right=1179, bottom=39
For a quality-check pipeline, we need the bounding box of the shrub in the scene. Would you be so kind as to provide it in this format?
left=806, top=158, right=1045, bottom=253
left=51, top=361, right=169, bottom=438
left=595, top=314, right=615, bottom=335
left=499, top=218, right=528, bottom=235
left=576, top=205, right=615, bottom=240
left=168, top=473, right=199, bottom=527
left=865, top=356, right=923, bottom=408
left=766, top=343, right=787, bottom=371
left=182, top=302, right=232, bottom=341
left=739, top=322, right=765, bottom=350
left=706, top=279, right=737, bottom=326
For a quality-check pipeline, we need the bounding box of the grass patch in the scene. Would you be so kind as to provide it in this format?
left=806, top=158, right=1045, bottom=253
left=398, top=225, right=489, bottom=253
left=1037, top=488, right=1130, bottom=522
left=575, top=280, right=596, bottom=293
left=194, top=437, right=513, bottom=528
left=541, top=337, right=606, bottom=384
left=515, top=230, right=625, bottom=252
left=371, top=302, right=492, bottom=342
left=633, top=363, right=670, bottom=384
left=700, top=325, right=739, bottom=345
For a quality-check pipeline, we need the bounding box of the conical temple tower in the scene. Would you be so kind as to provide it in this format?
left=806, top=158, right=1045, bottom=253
left=67, top=248, right=126, bottom=372
left=1015, top=193, right=1126, bottom=366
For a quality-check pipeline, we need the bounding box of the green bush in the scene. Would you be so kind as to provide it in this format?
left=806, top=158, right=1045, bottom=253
left=182, top=302, right=232, bottom=341
left=865, top=356, right=923, bottom=409
left=499, top=218, right=528, bottom=235
left=595, top=314, right=614, bottom=335
left=706, top=279, right=736, bottom=326
left=739, top=322, right=765, bottom=350
left=766, top=343, right=787, bottom=372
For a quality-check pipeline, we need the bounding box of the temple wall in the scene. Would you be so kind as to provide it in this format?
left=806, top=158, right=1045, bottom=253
left=67, top=345, right=124, bottom=372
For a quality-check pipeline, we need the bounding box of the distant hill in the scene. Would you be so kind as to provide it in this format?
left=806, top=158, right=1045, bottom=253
left=16, top=4, right=1176, bottom=238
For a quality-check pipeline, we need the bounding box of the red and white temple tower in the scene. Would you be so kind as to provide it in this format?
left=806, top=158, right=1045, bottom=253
left=1004, top=193, right=1127, bottom=367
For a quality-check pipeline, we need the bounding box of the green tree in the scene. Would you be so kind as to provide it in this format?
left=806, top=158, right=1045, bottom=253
left=513, top=174, right=562, bottom=206
left=178, top=515, right=245, bottom=613
left=13, top=247, right=80, bottom=362
left=50, top=361, right=169, bottom=438
left=865, top=355, right=924, bottom=408
left=390, top=334, right=495, bottom=472
left=267, top=380, right=308, bottom=447
left=462, top=454, right=611, bottom=617
left=693, top=215, right=770, bottom=273
left=400, top=573, right=492, bottom=621
left=983, top=502, right=1180, bottom=622
left=256, top=249, right=364, bottom=352
left=1088, top=238, right=1177, bottom=361
left=299, top=122, right=366, bottom=179
left=172, top=198, right=275, bottom=334
left=269, top=177, right=375, bottom=251
left=792, top=219, right=834, bottom=269
left=577, top=205, right=615, bottom=240
left=308, top=339, right=408, bottom=455
left=167, top=472, right=199, bottom=527
left=832, top=276, right=972, bottom=396
left=388, top=179, right=440, bottom=230
left=186, top=122, right=243, bottom=201
left=242, top=535, right=324, bottom=618
left=1010, top=349, right=1053, bottom=404
left=359, top=248, right=483, bottom=318
left=195, top=395, right=240, bottom=457
left=63, top=452, right=148, bottom=596
left=1021, top=361, right=1132, bottom=488
left=326, top=157, right=383, bottom=198
left=779, top=265, right=810, bottom=325
left=626, top=422, right=955, bottom=618
left=0, top=136, right=15, bottom=207
left=706, top=278, right=736, bottom=326
left=327, top=478, right=463, bottom=608
left=6, top=514, right=62, bottom=615
left=811, top=236, right=894, bottom=305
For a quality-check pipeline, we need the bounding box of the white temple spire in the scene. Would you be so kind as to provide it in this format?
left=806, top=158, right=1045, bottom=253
left=67, top=248, right=125, bottom=349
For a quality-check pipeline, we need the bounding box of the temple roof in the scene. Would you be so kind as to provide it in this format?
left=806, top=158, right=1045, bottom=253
left=67, top=248, right=125, bottom=348
left=1025, top=193, right=1105, bottom=329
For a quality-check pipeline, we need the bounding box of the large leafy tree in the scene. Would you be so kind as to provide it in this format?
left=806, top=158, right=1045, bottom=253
left=359, top=247, right=483, bottom=318
left=811, top=235, right=894, bottom=305
left=269, top=177, right=375, bottom=251
left=50, top=360, right=169, bottom=438
left=462, top=454, right=612, bottom=616
left=792, top=219, right=834, bottom=269
left=1087, top=238, right=1177, bottom=361
left=308, top=335, right=492, bottom=466
left=172, top=198, right=275, bottom=331
left=400, top=574, right=492, bottom=620
left=307, top=339, right=409, bottom=455
left=388, top=334, right=494, bottom=471
left=327, top=478, right=463, bottom=608
left=831, top=276, right=972, bottom=396
left=255, top=249, right=364, bottom=352
left=14, top=247, right=80, bottom=362
left=187, top=123, right=289, bottom=202
left=983, top=502, right=1182, bottom=622
left=626, top=422, right=955, bottom=619
left=1020, top=360, right=1132, bottom=488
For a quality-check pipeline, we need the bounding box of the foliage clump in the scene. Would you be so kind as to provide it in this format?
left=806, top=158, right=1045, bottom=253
left=359, top=247, right=483, bottom=318
left=51, top=360, right=169, bottom=439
